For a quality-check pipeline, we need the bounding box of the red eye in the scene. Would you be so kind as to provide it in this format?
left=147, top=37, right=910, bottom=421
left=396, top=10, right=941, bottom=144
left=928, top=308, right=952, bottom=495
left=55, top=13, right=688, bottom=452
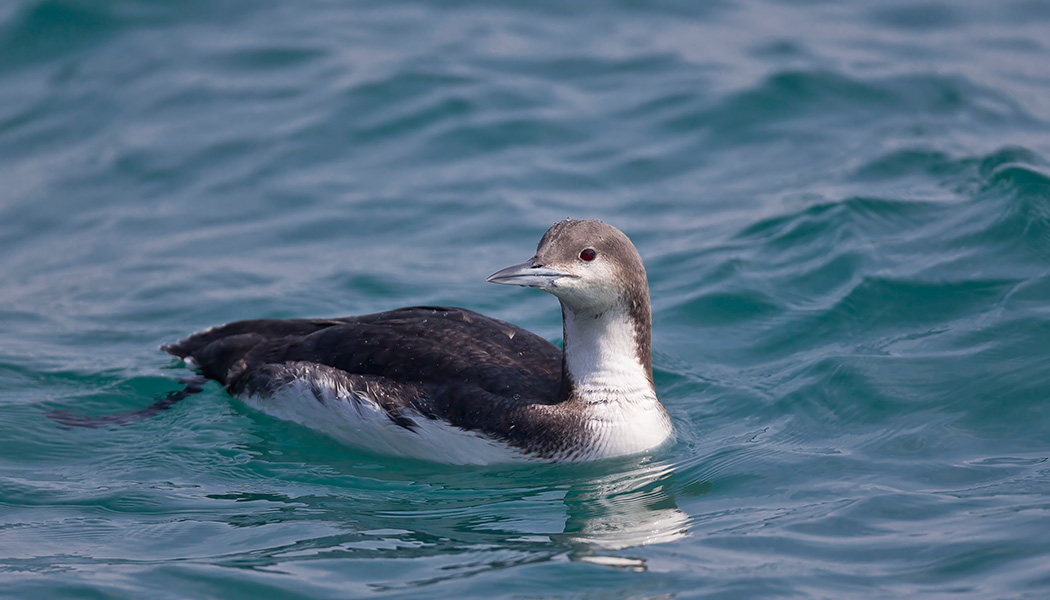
left=579, top=248, right=596, bottom=262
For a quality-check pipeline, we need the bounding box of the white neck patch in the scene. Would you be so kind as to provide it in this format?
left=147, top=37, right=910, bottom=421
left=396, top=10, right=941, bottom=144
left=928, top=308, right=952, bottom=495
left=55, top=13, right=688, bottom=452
left=562, top=306, right=653, bottom=402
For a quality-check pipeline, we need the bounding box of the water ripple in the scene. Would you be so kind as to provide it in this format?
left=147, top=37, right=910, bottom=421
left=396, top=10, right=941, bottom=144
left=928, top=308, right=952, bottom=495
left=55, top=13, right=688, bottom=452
left=3, top=0, right=1050, bottom=597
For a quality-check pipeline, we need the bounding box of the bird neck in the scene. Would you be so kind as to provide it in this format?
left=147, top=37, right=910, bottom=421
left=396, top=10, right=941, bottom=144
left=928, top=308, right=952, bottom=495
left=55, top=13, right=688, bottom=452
left=558, top=301, right=655, bottom=405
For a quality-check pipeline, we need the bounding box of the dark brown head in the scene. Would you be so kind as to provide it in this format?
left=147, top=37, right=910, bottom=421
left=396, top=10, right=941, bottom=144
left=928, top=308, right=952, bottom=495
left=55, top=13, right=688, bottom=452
left=487, top=219, right=650, bottom=318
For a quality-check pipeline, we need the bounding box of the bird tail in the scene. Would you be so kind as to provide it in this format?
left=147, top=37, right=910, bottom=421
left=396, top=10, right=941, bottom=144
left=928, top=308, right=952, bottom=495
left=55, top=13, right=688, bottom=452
left=46, top=376, right=208, bottom=428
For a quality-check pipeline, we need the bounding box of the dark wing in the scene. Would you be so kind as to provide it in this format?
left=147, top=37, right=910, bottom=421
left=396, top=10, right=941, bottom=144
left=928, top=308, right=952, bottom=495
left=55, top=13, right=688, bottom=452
left=163, top=306, right=563, bottom=404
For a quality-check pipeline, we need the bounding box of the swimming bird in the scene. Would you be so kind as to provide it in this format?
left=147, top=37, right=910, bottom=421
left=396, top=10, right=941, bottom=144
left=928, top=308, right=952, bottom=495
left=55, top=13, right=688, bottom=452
left=161, top=219, right=672, bottom=464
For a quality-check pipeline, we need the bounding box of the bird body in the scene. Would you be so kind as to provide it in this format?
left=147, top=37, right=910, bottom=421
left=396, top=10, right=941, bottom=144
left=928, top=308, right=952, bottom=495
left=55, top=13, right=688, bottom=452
left=163, top=220, right=672, bottom=464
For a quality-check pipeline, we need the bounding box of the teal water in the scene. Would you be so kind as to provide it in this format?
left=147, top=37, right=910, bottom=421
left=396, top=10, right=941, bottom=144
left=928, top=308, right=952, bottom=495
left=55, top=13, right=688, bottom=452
left=3, top=0, right=1050, bottom=597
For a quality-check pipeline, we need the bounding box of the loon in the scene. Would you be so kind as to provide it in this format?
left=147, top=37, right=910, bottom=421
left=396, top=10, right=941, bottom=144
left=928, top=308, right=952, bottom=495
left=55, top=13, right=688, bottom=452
left=161, top=219, right=672, bottom=464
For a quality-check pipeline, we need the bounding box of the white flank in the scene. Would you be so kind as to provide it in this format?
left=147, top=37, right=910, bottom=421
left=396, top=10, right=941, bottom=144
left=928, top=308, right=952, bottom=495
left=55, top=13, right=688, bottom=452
left=238, top=375, right=527, bottom=465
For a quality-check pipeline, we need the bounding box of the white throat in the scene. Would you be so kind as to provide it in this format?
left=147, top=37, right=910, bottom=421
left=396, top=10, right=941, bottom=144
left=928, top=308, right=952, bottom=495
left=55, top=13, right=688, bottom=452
left=561, top=305, right=655, bottom=404
left=559, top=302, right=672, bottom=458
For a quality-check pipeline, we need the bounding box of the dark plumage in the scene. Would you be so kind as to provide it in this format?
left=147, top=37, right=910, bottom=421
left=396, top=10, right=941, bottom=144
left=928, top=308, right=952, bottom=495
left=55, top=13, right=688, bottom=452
left=161, top=306, right=587, bottom=457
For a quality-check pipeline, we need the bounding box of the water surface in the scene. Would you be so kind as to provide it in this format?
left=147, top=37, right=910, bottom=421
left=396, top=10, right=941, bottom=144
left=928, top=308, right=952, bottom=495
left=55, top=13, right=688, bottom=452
left=2, top=0, right=1050, bottom=598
